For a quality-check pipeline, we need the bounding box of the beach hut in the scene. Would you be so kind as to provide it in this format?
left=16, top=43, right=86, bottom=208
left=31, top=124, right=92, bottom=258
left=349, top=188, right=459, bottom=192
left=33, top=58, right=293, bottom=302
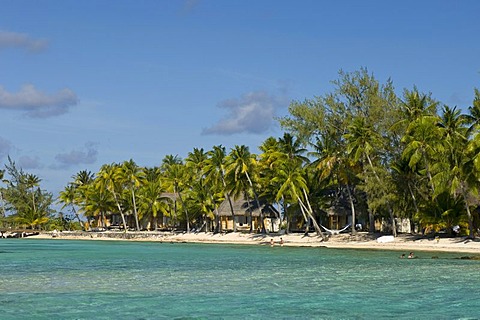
left=217, top=196, right=280, bottom=232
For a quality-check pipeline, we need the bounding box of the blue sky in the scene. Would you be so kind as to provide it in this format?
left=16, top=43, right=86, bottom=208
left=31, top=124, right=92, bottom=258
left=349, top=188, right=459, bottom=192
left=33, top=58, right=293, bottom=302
left=0, top=0, right=479, bottom=197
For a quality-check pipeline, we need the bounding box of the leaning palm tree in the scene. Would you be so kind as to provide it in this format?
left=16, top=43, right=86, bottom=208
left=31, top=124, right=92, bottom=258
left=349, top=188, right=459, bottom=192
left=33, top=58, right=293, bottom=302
left=310, top=130, right=361, bottom=234
left=273, top=160, right=325, bottom=239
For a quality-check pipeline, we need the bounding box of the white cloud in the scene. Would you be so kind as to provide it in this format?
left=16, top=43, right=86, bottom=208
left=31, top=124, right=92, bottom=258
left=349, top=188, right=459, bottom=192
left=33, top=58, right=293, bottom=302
left=0, top=30, right=48, bottom=52
left=54, top=143, right=98, bottom=168
left=202, top=91, right=287, bottom=135
left=182, top=0, right=199, bottom=13
left=0, top=84, right=78, bottom=118
left=0, top=137, right=12, bottom=159
left=18, top=155, right=42, bottom=169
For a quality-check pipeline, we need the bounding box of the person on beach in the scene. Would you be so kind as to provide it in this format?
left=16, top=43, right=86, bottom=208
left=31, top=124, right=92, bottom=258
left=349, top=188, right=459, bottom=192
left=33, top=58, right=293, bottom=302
left=280, top=238, right=284, bottom=246
left=270, top=239, right=274, bottom=247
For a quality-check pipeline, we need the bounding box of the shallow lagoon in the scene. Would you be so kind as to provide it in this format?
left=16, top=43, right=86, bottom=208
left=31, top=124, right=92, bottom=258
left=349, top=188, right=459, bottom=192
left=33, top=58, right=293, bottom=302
left=1, top=239, right=479, bottom=319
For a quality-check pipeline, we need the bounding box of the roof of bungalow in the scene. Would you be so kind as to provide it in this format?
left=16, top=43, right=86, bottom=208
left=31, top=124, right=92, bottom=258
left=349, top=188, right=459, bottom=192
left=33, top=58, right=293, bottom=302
left=217, top=196, right=279, bottom=218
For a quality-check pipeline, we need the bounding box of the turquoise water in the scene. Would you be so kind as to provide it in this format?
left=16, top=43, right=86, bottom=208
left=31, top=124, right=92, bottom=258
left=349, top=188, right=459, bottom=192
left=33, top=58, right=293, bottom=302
left=0, top=239, right=479, bottom=319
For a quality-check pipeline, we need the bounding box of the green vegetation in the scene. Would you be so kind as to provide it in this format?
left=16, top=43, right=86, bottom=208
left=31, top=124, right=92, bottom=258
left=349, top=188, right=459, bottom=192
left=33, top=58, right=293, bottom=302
left=0, top=157, right=55, bottom=230
left=1, top=69, right=479, bottom=238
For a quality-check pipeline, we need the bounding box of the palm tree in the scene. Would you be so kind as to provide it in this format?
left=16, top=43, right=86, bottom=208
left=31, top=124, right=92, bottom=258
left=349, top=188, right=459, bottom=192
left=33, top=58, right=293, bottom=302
left=463, top=88, right=480, bottom=135
left=162, top=156, right=190, bottom=232
left=402, top=115, right=443, bottom=200
left=204, top=145, right=235, bottom=233
left=119, top=159, right=146, bottom=231
left=58, top=184, right=85, bottom=230
left=272, top=160, right=325, bottom=239
left=0, top=169, right=6, bottom=218
left=278, top=133, right=310, bottom=163
left=186, top=148, right=217, bottom=231
left=258, top=137, right=285, bottom=230
left=96, top=163, right=128, bottom=231
left=226, top=145, right=266, bottom=234
left=138, top=177, right=171, bottom=231
left=392, top=87, right=438, bottom=132
left=310, top=131, right=361, bottom=234
left=391, top=158, right=423, bottom=233
left=435, top=105, right=476, bottom=238
left=23, top=173, right=41, bottom=218
left=71, top=170, right=95, bottom=230
left=83, top=182, right=115, bottom=229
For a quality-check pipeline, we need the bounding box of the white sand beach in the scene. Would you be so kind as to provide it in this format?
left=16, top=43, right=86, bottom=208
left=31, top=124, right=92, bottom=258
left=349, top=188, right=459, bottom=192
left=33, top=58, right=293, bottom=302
left=29, top=231, right=480, bottom=255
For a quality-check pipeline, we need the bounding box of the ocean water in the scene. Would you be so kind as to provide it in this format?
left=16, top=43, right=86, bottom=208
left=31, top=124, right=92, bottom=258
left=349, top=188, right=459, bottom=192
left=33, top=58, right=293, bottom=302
left=0, top=239, right=479, bottom=320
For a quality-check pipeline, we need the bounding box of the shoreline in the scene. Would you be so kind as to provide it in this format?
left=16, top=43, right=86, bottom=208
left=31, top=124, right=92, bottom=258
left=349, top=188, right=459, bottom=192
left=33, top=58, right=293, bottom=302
left=26, top=231, right=480, bottom=255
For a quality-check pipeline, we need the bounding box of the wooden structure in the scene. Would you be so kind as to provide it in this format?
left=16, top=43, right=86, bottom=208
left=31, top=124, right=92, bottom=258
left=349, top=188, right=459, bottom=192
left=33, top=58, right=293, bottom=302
left=217, top=196, right=280, bottom=232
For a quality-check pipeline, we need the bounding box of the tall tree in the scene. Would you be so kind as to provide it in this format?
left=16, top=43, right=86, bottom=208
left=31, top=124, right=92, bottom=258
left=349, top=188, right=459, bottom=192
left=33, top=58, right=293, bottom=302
left=138, top=176, right=170, bottom=231
left=281, top=68, right=398, bottom=234
left=2, top=158, right=54, bottom=229
left=273, top=160, right=325, bottom=239
left=119, top=159, right=146, bottom=231
left=186, top=148, right=216, bottom=232
left=0, top=169, right=6, bottom=218
left=226, top=145, right=265, bottom=234
left=96, top=163, right=128, bottom=231
left=204, top=145, right=235, bottom=233
left=162, top=155, right=190, bottom=232
left=58, top=184, right=85, bottom=230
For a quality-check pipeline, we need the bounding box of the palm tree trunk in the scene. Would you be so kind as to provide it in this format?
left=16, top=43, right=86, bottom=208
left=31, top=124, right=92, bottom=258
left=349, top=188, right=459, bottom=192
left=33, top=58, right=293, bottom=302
left=225, top=191, right=236, bottom=232
left=297, top=195, right=325, bottom=240
left=461, top=190, right=475, bottom=239
left=366, top=154, right=397, bottom=237
left=99, top=211, right=103, bottom=228
left=246, top=193, right=253, bottom=233
left=111, top=192, right=128, bottom=232
left=345, top=184, right=357, bottom=235
left=245, top=171, right=266, bottom=234
left=0, top=190, right=6, bottom=218
left=176, top=190, right=189, bottom=233
left=209, top=193, right=220, bottom=234
left=221, top=174, right=236, bottom=232
left=407, top=182, right=419, bottom=233
left=281, top=197, right=289, bottom=234
left=302, top=190, right=325, bottom=240
left=131, top=189, right=140, bottom=231
left=31, top=191, right=36, bottom=217
left=71, top=206, right=85, bottom=231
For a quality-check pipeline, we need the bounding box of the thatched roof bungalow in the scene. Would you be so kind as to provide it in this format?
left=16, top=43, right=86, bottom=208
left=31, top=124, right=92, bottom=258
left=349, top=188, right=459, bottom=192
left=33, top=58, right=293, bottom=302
left=217, top=197, right=280, bottom=232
